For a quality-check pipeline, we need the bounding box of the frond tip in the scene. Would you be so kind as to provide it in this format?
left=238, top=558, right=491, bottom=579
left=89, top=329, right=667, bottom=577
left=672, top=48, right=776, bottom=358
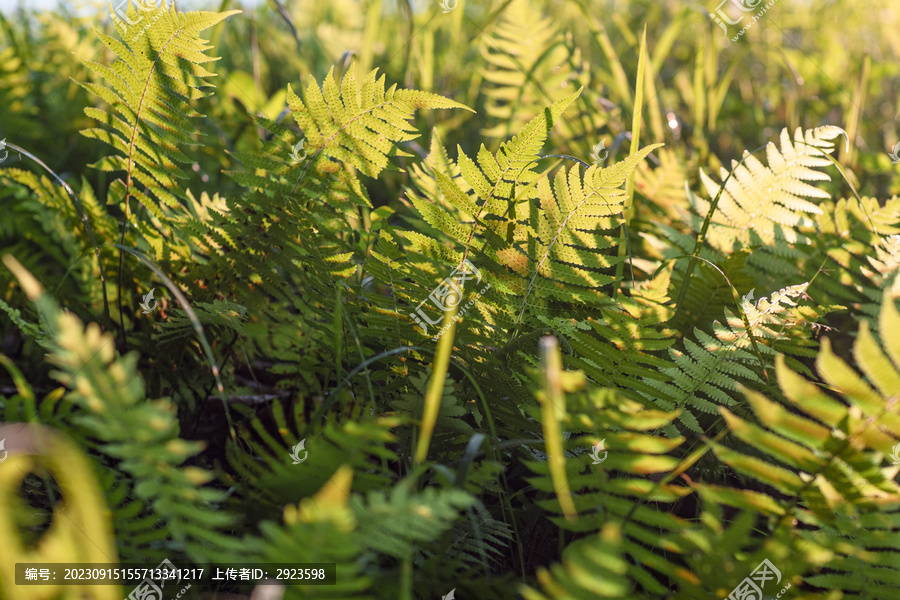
left=286, top=64, right=474, bottom=178
left=697, top=126, right=845, bottom=249
left=82, top=1, right=240, bottom=221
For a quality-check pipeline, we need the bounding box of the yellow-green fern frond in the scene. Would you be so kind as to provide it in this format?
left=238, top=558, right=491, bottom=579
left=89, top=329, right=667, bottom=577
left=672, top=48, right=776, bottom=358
left=286, top=63, right=474, bottom=179
left=702, top=290, right=900, bottom=597
left=79, top=1, right=240, bottom=222
left=517, top=144, right=663, bottom=317
left=478, top=0, right=573, bottom=141
left=697, top=126, right=844, bottom=251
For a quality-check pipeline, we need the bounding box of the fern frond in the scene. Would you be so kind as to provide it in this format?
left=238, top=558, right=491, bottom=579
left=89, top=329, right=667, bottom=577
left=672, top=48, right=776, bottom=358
left=521, top=524, right=636, bottom=600
left=287, top=63, right=474, bottom=179
left=478, top=0, right=573, bottom=141
left=516, top=144, right=664, bottom=321
left=700, top=290, right=900, bottom=596
left=521, top=349, right=689, bottom=596
left=697, top=126, right=843, bottom=251
left=2, top=256, right=240, bottom=563
left=80, top=1, right=240, bottom=222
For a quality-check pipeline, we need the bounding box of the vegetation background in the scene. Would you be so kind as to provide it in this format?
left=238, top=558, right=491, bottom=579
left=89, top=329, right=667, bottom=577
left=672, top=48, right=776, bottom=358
left=2, top=0, right=900, bottom=599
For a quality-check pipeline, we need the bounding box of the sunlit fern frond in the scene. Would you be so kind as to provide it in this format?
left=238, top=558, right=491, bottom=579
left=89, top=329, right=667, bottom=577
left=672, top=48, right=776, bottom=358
left=697, top=126, right=844, bottom=251
left=694, top=289, right=900, bottom=598
left=642, top=282, right=819, bottom=434
left=812, top=195, right=900, bottom=322
left=286, top=63, right=474, bottom=179
left=634, top=147, right=691, bottom=221
left=79, top=1, right=240, bottom=224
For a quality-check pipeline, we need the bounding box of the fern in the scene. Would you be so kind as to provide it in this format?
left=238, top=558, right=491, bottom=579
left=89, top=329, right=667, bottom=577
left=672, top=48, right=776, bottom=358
left=478, top=0, right=575, bottom=141
left=392, top=91, right=662, bottom=347
left=694, top=126, right=844, bottom=251
left=642, top=282, right=818, bottom=434
left=80, top=1, right=240, bottom=224
left=212, top=467, right=374, bottom=600
left=1, top=256, right=241, bottom=563
left=522, top=339, right=690, bottom=596
left=687, top=289, right=900, bottom=597
left=286, top=63, right=474, bottom=178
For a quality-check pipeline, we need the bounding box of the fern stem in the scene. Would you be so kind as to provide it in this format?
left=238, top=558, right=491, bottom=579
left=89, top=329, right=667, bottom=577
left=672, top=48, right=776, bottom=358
left=415, top=302, right=459, bottom=465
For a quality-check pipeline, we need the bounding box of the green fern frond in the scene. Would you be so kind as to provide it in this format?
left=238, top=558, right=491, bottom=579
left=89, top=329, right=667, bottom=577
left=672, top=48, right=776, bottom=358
left=712, top=288, right=900, bottom=531
left=522, top=347, right=689, bottom=596
left=212, top=467, right=374, bottom=600
left=80, top=1, right=240, bottom=222
left=521, top=523, right=636, bottom=600
left=516, top=144, right=664, bottom=321
left=287, top=63, right=474, bottom=179
left=355, top=481, right=475, bottom=558
left=2, top=256, right=240, bottom=563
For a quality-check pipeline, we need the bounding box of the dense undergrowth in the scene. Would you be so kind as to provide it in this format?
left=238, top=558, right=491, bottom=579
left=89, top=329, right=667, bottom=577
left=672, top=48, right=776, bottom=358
left=2, top=0, right=900, bottom=599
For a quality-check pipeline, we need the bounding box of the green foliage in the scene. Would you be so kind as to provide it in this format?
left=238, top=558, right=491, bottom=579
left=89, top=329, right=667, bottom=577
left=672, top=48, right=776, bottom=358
left=2, top=1, right=900, bottom=599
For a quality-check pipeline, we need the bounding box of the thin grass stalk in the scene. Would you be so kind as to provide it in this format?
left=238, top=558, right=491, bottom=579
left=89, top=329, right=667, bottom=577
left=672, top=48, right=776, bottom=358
left=415, top=301, right=459, bottom=465
left=539, top=335, right=577, bottom=521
